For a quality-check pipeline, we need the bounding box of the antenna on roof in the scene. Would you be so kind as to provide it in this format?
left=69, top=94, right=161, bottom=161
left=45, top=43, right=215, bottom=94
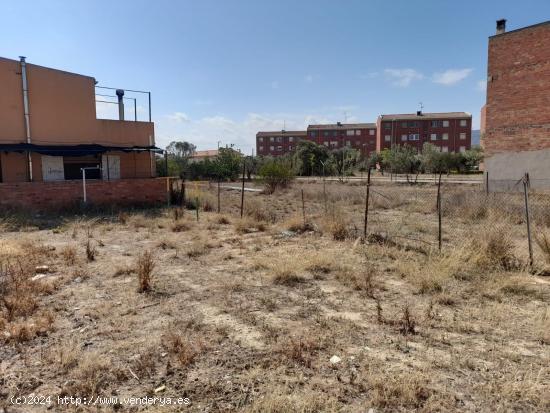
left=418, top=102, right=424, bottom=116
left=283, top=120, right=286, bottom=132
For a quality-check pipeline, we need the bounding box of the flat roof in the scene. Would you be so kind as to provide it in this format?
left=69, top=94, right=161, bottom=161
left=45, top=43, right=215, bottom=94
left=256, top=130, right=307, bottom=137
left=307, top=123, right=376, bottom=130
left=191, top=149, right=219, bottom=157
left=489, top=20, right=550, bottom=39
left=379, top=112, right=471, bottom=121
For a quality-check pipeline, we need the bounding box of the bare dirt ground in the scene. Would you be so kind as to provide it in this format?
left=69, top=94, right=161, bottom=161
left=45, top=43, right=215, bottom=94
left=1, top=181, right=549, bottom=412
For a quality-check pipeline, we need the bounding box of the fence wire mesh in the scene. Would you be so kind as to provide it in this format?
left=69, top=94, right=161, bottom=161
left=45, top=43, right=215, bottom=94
left=172, top=175, right=550, bottom=270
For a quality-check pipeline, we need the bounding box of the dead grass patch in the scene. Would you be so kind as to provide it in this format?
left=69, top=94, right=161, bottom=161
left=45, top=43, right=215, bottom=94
left=368, top=372, right=432, bottom=410
left=235, top=217, right=267, bottom=234
left=136, top=250, right=155, bottom=293
left=270, top=260, right=305, bottom=286
left=162, top=332, right=205, bottom=367
left=67, top=353, right=113, bottom=397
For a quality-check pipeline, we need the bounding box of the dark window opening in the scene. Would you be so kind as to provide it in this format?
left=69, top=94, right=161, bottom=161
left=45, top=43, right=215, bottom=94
left=0, top=155, right=3, bottom=183
left=63, top=156, right=101, bottom=180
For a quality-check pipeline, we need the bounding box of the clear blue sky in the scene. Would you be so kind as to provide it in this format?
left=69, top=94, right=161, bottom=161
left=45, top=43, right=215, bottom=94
left=1, top=0, right=548, bottom=153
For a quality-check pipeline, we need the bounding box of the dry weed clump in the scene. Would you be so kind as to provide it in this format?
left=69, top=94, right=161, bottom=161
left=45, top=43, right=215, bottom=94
left=270, top=261, right=305, bottom=286
left=234, top=217, right=267, bottom=234
left=67, top=353, right=113, bottom=397
left=171, top=221, right=191, bottom=232
left=367, top=372, right=432, bottom=410
left=245, top=198, right=277, bottom=223
left=47, top=340, right=82, bottom=372
left=85, top=239, right=96, bottom=262
left=60, top=245, right=77, bottom=265
left=279, top=335, right=322, bottom=367
left=535, top=229, right=550, bottom=264
left=319, top=209, right=351, bottom=241
left=136, top=250, right=155, bottom=293
left=162, top=332, right=204, bottom=367
left=245, top=391, right=338, bottom=413
left=214, top=214, right=231, bottom=225
left=535, top=308, right=550, bottom=344
left=4, top=310, right=55, bottom=343
left=0, top=263, right=38, bottom=321
left=186, top=239, right=211, bottom=258
left=284, top=214, right=314, bottom=233
left=469, top=224, right=519, bottom=270
left=302, top=252, right=338, bottom=279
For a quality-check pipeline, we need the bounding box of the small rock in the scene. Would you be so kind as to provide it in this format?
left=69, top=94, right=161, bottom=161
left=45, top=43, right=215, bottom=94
left=74, top=277, right=82, bottom=283
left=279, top=230, right=296, bottom=238
left=154, top=385, right=166, bottom=393
left=35, top=265, right=49, bottom=274
left=31, top=273, right=49, bottom=281
left=330, top=355, right=341, bottom=364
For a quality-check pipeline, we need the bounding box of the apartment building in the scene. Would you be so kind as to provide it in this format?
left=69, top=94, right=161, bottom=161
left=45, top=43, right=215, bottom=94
left=307, top=123, right=377, bottom=156
left=0, top=56, right=165, bottom=209
left=256, top=130, right=307, bottom=156
left=482, top=19, right=550, bottom=189
left=376, top=112, right=472, bottom=153
left=256, top=123, right=377, bottom=157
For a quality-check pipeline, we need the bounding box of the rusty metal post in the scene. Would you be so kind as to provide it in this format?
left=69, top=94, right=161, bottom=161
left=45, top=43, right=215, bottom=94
left=523, top=173, right=533, bottom=267
left=363, top=167, right=371, bottom=241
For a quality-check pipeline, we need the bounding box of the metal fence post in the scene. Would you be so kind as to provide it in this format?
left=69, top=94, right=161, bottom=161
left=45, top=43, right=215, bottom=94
left=301, top=189, right=306, bottom=227
left=217, top=180, right=221, bottom=213
left=437, top=172, right=442, bottom=251
left=196, top=197, right=200, bottom=221
left=485, top=171, right=489, bottom=195
left=363, top=167, right=371, bottom=242
left=523, top=173, right=533, bottom=267
left=240, top=159, right=246, bottom=218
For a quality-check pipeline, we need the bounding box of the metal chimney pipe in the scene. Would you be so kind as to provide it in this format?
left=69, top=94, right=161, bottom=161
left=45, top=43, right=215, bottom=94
left=19, top=56, right=33, bottom=181
left=116, top=89, right=125, bottom=121
left=496, top=19, right=507, bottom=35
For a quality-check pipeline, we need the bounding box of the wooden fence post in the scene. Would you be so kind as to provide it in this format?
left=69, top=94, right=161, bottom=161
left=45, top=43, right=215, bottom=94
left=485, top=171, right=489, bottom=195
left=523, top=173, right=533, bottom=267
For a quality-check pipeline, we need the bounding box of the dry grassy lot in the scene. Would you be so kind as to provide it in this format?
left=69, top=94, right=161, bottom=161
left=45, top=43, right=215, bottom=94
left=1, top=181, right=549, bottom=412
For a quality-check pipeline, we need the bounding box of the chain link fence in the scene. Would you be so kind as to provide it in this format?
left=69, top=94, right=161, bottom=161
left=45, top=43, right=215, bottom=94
left=169, top=174, right=550, bottom=270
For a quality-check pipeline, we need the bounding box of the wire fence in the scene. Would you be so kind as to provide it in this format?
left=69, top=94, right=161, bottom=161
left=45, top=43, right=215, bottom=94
left=168, top=173, right=550, bottom=271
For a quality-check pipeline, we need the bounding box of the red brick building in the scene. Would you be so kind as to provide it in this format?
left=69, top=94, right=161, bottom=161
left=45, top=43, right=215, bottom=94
left=482, top=19, right=550, bottom=189
left=376, top=112, right=472, bottom=153
left=256, top=123, right=377, bottom=158
left=256, top=130, right=307, bottom=156
left=307, top=123, right=377, bottom=157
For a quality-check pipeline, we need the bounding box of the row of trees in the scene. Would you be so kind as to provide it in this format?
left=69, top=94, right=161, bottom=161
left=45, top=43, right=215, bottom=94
left=157, top=140, right=483, bottom=182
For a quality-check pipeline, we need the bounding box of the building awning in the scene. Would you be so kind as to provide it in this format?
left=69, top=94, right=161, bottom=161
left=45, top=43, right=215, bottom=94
left=0, top=143, right=162, bottom=157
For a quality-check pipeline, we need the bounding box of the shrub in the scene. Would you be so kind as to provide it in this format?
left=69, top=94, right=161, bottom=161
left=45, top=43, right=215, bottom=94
left=136, top=250, right=155, bottom=293
left=535, top=230, right=550, bottom=264
left=258, top=160, right=294, bottom=194
left=85, top=239, right=96, bottom=262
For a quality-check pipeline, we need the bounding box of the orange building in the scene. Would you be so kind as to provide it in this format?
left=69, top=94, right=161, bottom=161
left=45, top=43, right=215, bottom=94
left=0, top=56, right=165, bottom=209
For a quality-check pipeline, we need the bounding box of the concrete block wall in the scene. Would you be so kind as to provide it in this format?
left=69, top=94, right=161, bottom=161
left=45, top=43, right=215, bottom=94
left=0, top=178, right=167, bottom=210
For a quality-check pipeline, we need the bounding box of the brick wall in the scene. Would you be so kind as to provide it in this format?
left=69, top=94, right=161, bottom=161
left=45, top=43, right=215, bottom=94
left=485, top=22, right=550, bottom=156
left=0, top=178, right=167, bottom=210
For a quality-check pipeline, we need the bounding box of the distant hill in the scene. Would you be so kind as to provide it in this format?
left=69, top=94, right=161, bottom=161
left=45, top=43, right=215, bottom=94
left=472, top=130, right=481, bottom=146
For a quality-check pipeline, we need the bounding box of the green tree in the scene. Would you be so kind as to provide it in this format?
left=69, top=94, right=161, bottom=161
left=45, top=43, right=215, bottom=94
left=293, top=141, right=331, bottom=176
left=386, top=145, right=421, bottom=183
left=329, top=147, right=360, bottom=177
left=257, top=158, right=295, bottom=193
